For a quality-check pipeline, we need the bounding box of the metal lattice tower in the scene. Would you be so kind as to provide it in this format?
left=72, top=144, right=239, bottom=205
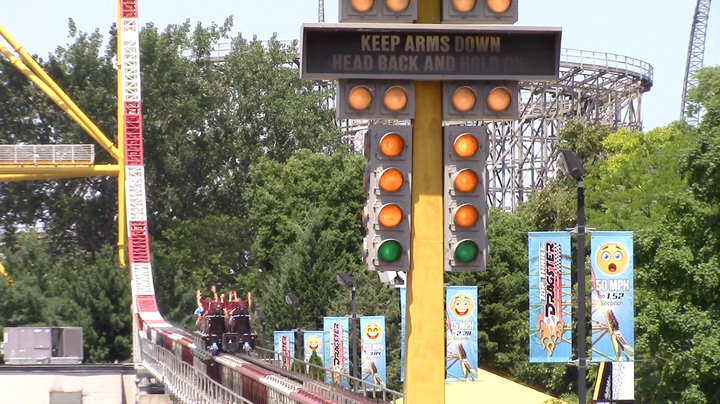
left=318, top=0, right=325, bottom=22
left=339, top=49, right=653, bottom=211
left=681, top=0, right=712, bottom=125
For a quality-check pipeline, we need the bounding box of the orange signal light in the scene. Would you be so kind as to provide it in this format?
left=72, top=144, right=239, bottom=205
left=378, top=204, right=403, bottom=227
left=380, top=133, right=405, bottom=157
left=454, top=134, right=479, bottom=158
left=452, top=86, right=477, bottom=113
left=379, top=168, right=404, bottom=192
left=351, top=0, right=374, bottom=12
left=454, top=168, right=479, bottom=193
left=384, top=86, right=408, bottom=112
left=386, top=0, right=410, bottom=12
left=487, top=87, right=512, bottom=112
left=452, top=0, right=476, bottom=12
left=487, top=0, right=512, bottom=13
left=348, top=86, right=373, bottom=111
left=454, top=204, right=479, bottom=228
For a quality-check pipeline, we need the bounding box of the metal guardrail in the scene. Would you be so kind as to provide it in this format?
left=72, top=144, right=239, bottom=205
left=0, top=144, right=95, bottom=165
left=560, top=48, right=654, bottom=86
left=140, top=338, right=252, bottom=404
left=253, top=347, right=403, bottom=404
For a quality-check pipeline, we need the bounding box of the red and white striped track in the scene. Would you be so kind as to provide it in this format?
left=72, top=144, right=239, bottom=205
left=118, top=2, right=355, bottom=403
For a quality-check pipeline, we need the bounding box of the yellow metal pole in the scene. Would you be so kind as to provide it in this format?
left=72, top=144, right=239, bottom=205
left=116, top=1, right=127, bottom=267
left=0, top=24, right=121, bottom=161
left=404, top=1, right=445, bottom=403
left=0, top=172, right=119, bottom=182
left=0, top=262, right=13, bottom=286
left=0, top=45, right=97, bottom=137
left=0, top=165, right=121, bottom=176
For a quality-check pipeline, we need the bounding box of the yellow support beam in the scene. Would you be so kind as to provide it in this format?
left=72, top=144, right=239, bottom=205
left=0, top=24, right=121, bottom=161
left=0, top=45, right=97, bottom=138
left=0, top=165, right=120, bottom=176
left=404, top=1, right=445, bottom=404
left=0, top=262, right=13, bottom=286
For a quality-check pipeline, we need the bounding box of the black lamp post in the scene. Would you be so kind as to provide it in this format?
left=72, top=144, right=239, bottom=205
left=557, top=148, right=587, bottom=404
left=255, top=309, right=267, bottom=349
left=285, top=293, right=303, bottom=361
left=336, top=271, right=358, bottom=379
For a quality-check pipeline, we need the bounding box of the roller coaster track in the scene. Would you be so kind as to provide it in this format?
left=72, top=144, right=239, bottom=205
left=680, top=0, right=712, bottom=126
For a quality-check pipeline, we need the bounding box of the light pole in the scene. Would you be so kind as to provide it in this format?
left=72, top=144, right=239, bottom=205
left=285, top=293, right=303, bottom=361
left=336, top=271, right=358, bottom=380
left=255, top=309, right=267, bottom=349
left=557, top=148, right=587, bottom=404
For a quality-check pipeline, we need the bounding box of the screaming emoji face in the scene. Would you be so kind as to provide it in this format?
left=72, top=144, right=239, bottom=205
left=306, top=336, right=322, bottom=352
left=363, top=323, right=383, bottom=341
left=450, top=294, right=474, bottom=318
left=596, top=242, right=629, bottom=276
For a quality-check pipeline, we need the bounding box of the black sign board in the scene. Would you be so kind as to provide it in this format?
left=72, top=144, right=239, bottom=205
left=300, top=23, right=561, bottom=81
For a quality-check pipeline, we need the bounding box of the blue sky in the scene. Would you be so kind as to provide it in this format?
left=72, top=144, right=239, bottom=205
left=2, top=0, right=719, bottom=131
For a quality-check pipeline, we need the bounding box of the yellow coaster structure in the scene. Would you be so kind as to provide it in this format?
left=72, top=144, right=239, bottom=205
left=0, top=19, right=127, bottom=267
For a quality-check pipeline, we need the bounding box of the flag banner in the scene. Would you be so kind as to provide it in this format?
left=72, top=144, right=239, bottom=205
left=591, top=231, right=634, bottom=362
left=323, top=316, right=350, bottom=386
left=528, top=231, right=573, bottom=362
left=593, top=361, right=635, bottom=402
left=399, top=286, right=406, bottom=382
left=360, top=316, right=387, bottom=390
left=304, top=330, right=324, bottom=370
left=445, top=285, right=478, bottom=381
left=274, top=331, right=294, bottom=371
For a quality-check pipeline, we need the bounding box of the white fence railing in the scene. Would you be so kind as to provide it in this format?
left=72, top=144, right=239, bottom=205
left=140, top=338, right=252, bottom=404
left=253, top=347, right=402, bottom=404
left=560, top=48, right=654, bottom=85
left=0, top=144, right=95, bottom=165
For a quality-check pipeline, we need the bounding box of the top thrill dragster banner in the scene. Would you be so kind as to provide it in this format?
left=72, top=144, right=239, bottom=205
left=591, top=231, right=634, bottom=362
left=274, top=331, right=295, bottom=371
left=399, top=286, right=406, bottom=382
left=528, top=231, right=572, bottom=363
left=445, top=286, right=478, bottom=381
left=323, top=317, right=350, bottom=386
left=360, top=316, right=387, bottom=389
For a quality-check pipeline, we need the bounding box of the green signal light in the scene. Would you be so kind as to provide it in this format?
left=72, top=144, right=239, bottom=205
left=378, top=240, right=402, bottom=263
left=454, top=240, right=479, bottom=263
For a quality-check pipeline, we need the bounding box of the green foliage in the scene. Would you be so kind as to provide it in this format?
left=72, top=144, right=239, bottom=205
left=291, top=357, right=307, bottom=375
left=0, top=233, right=131, bottom=362
left=308, top=350, right=325, bottom=381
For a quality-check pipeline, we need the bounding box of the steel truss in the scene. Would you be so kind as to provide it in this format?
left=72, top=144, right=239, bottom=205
left=339, top=48, right=653, bottom=211
left=681, top=0, right=712, bottom=126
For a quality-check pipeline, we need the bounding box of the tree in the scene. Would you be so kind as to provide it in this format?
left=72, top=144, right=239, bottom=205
left=308, top=350, right=325, bottom=381
left=0, top=233, right=131, bottom=363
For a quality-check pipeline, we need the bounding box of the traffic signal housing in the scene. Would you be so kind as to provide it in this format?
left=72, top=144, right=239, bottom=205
left=443, top=126, right=489, bottom=272
left=340, top=0, right=417, bottom=22
left=442, top=81, right=519, bottom=121
left=363, top=125, right=413, bottom=272
left=442, top=0, right=518, bottom=24
left=338, top=80, right=416, bottom=120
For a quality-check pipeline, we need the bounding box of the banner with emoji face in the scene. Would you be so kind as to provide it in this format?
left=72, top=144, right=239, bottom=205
left=304, top=330, right=323, bottom=365
left=274, top=331, right=294, bottom=370
left=445, top=286, right=478, bottom=381
left=360, top=316, right=386, bottom=390
left=591, top=231, right=634, bottom=362
left=323, top=316, right=349, bottom=386
left=528, top=231, right=572, bottom=363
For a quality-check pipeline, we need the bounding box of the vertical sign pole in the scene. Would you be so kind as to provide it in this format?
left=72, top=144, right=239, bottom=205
left=404, top=1, right=445, bottom=403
